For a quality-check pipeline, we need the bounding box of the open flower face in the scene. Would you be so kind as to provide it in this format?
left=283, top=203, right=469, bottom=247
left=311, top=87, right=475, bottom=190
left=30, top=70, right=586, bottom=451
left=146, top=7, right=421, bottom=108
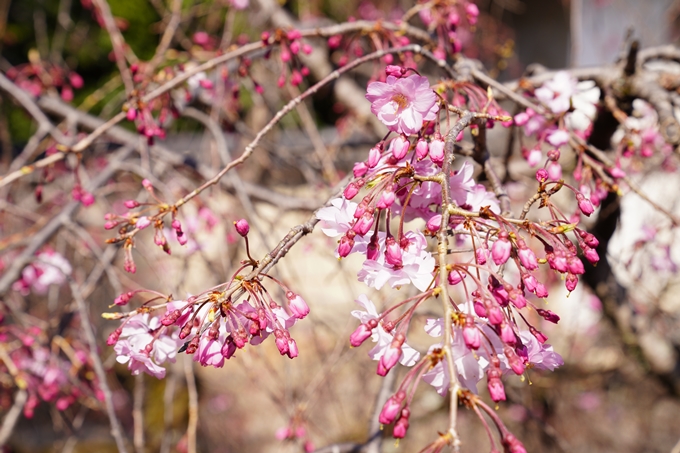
left=366, top=74, right=439, bottom=136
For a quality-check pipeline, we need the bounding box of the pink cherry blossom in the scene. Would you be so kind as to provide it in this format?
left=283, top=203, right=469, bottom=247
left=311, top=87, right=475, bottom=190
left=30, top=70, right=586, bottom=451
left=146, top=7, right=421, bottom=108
left=365, top=74, right=439, bottom=136
left=350, top=295, right=420, bottom=366
left=357, top=231, right=435, bottom=292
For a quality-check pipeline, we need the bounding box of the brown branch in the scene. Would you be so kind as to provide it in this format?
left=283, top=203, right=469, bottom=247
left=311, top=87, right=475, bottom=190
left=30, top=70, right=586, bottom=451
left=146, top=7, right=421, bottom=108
left=69, top=281, right=129, bottom=453
left=0, top=389, right=27, bottom=446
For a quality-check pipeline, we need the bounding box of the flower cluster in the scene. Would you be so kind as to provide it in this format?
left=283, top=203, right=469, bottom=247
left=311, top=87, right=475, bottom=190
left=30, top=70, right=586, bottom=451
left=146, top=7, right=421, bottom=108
left=12, top=250, right=72, bottom=296
left=311, top=65, right=602, bottom=448
left=107, top=220, right=310, bottom=378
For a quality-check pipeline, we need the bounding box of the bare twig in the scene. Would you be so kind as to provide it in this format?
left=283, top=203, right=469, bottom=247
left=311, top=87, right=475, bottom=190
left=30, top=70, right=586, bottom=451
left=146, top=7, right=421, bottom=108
left=183, top=356, right=198, bottom=453
left=133, top=374, right=145, bottom=453
left=0, top=389, right=27, bottom=446
left=69, top=281, right=129, bottom=453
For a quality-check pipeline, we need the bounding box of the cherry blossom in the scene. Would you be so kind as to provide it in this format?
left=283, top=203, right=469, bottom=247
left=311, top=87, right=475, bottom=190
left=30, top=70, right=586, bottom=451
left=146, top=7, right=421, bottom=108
left=365, top=73, right=439, bottom=136
left=351, top=295, right=420, bottom=366
left=357, top=231, right=435, bottom=292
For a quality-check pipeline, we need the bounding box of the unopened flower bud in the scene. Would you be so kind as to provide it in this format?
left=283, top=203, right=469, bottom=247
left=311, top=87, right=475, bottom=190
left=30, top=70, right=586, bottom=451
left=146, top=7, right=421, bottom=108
left=504, top=345, right=525, bottom=375
left=353, top=162, right=368, bottom=178
left=124, top=200, right=139, bottom=209
left=393, top=408, right=410, bottom=439
left=500, top=322, right=515, bottom=345
left=415, top=138, right=428, bottom=160
left=491, top=232, right=512, bottom=265
left=338, top=231, right=355, bottom=258
left=517, top=240, right=538, bottom=270
left=536, top=168, right=548, bottom=182
left=385, top=65, right=405, bottom=78
left=286, top=338, right=299, bottom=358
left=536, top=308, right=560, bottom=324
left=487, top=365, right=506, bottom=402
left=367, top=146, right=382, bottom=168
left=390, top=135, right=410, bottom=160
left=426, top=214, right=442, bottom=232
left=429, top=137, right=445, bottom=165
left=287, top=291, right=309, bottom=319
left=107, top=327, right=122, bottom=346
left=463, top=318, right=481, bottom=349
left=576, top=193, right=595, bottom=216
left=565, top=273, right=578, bottom=292
left=234, top=219, right=250, bottom=236
left=379, top=390, right=405, bottom=424
left=114, top=291, right=134, bottom=306
left=352, top=211, right=374, bottom=236
left=385, top=236, right=403, bottom=267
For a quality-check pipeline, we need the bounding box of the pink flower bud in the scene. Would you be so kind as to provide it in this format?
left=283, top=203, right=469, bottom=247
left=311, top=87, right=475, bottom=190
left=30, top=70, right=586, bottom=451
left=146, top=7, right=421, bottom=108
left=508, top=289, right=527, bottom=309
left=565, top=273, right=578, bottom=292
left=536, top=168, right=548, bottom=182
left=126, top=108, right=137, bottom=121
left=385, top=65, right=405, bottom=77
left=142, top=179, right=153, bottom=190
left=367, top=234, right=380, bottom=261
left=379, top=391, right=405, bottom=424
left=393, top=409, right=410, bottom=438
left=353, top=162, right=368, bottom=178
left=536, top=308, right=560, bottom=324
left=385, top=236, right=403, bottom=267
left=576, top=193, right=594, bottom=216
left=343, top=181, right=361, bottom=200
left=367, top=146, right=382, bottom=167
left=136, top=216, right=151, bottom=230
left=426, top=214, right=442, bottom=232
left=124, top=200, right=139, bottom=209
left=107, top=327, right=122, bottom=346
left=69, top=73, right=84, bottom=89
left=491, top=232, right=512, bottom=265
left=487, top=304, right=504, bottom=325
left=579, top=230, right=599, bottom=248
left=234, top=218, right=250, bottom=236
left=487, top=366, right=506, bottom=402
left=290, top=70, right=303, bottom=86
left=503, top=434, right=528, bottom=453
left=530, top=326, right=548, bottom=344
left=463, top=318, right=481, bottom=349
left=547, top=161, right=562, bottom=180
left=221, top=338, right=236, bottom=359
left=350, top=320, right=376, bottom=347
left=114, top=291, right=133, bottom=306
left=567, top=256, right=585, bottom=275
left=535, top=282, right=549, bottom=298
left=378, top=339, right=402, bottom=376
left=289, top=41, right=300, bottom=54
left=517, top=241, right=538, bottom=270
left=547, top=148, right=560, bottom=161
left=475, top=247, right=488, bottom=265
left=338, top=232, right=355, bottom=257
left=514, top=111, right=529, bottom=126
left=584, top=247, right=599, bottom=264
left=327, top=35, right=341, bottom=49
left=287, top=291, right=309, bottom=319
left=429, top=138, right=445, bottom=165
left=352, top=211, right=374, bottom=236
left=448, top=269, right=464, bottom=285
left=522, top=273, right=537, bottom=292
left=302, top=44, right=312, bottom=55
left=390, top=135, right=410, bottom=160
left=500, top=322, right=515, bottom=345
left=376, top=184, right=396, bottom=210
left=474, top=299, right=487, bottom=317
left=415, top=138, right=428, bottom=160
left=504, top=346, right=525, bottom=375
left=274, top=330, right=289, bottom=355
left=286, top=338, right=299, bottom=358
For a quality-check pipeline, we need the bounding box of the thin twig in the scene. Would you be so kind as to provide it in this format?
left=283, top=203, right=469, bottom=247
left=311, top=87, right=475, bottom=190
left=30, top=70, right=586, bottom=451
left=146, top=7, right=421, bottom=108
left=69, top=281, right=129, bottom=453
left=133, top=374, right=145, bottom=453
left=183, top=356, right=198, bottom=453
left=0, top=389, right=27, bottom=446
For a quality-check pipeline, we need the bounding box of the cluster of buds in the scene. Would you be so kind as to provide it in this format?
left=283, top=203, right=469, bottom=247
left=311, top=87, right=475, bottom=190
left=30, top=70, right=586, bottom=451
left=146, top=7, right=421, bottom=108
left=0, top=320, right=104, bottom=419
left=6, top=59, right=84, bottom=101
left=261, top=28, right=312, bottom=88
left=106, top=219, right=310, bottom=377
left=419, top=0, right=480, bottom=59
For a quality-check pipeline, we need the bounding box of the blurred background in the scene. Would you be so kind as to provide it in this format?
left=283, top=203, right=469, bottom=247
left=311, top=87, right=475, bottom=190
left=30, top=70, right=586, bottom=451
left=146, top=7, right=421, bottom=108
left=1, top=0, right=680, bottom=452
